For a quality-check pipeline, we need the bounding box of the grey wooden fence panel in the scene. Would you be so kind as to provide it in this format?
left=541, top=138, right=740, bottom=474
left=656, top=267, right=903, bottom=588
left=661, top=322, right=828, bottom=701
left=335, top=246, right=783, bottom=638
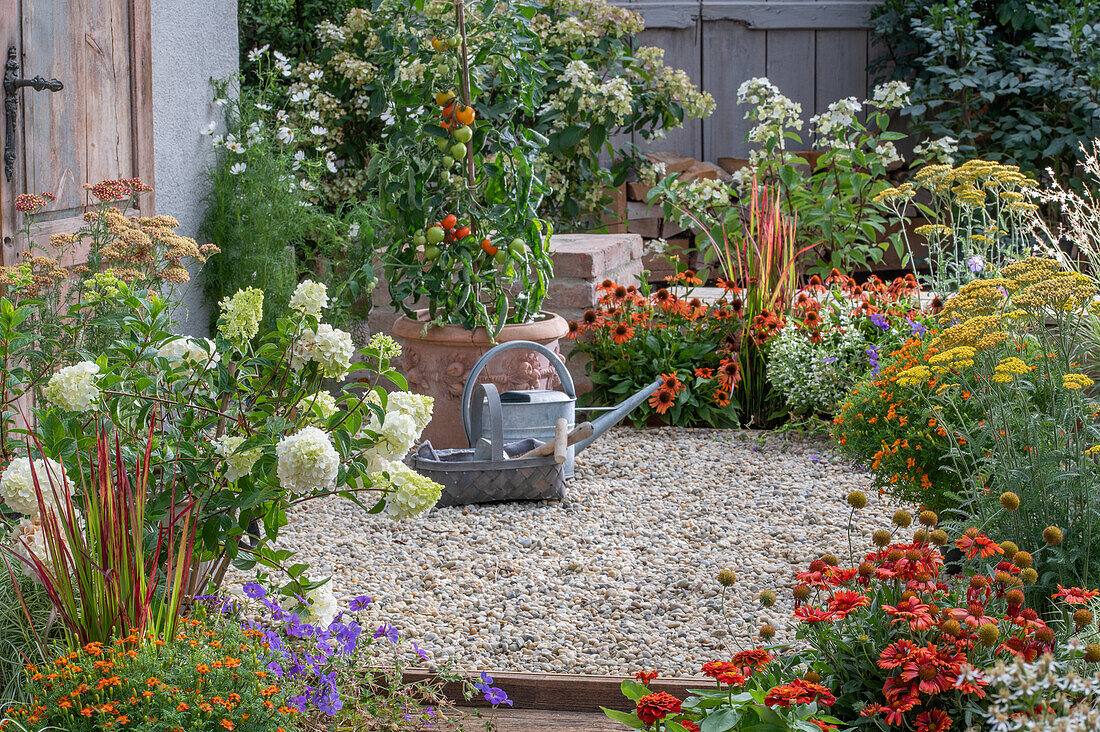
left=621, top=0, right=881, bottom=160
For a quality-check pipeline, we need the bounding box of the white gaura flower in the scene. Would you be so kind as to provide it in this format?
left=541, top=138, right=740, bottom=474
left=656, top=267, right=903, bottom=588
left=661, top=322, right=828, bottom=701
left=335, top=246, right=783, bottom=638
left=230, top=162, right=247, bottom=175
left=276, top=426, right=340, bottom=493
left=0, top=457, right=69, bottom=517
left=215, top=435, right=262, bottom=482
left=289, top=280, right=329, bottom=318
left=44, top=361, right=100, bottom=413
left=372, top=461, right=442, bottom=520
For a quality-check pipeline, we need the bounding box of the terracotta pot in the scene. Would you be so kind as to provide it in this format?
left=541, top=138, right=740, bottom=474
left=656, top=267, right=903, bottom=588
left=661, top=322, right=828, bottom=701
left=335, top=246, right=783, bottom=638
left=391, top=310, right=570, bottom=448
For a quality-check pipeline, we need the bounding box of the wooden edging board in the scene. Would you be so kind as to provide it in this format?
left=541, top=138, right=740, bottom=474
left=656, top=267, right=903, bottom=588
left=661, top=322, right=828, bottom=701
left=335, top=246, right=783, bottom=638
left=401, top=670, right=706, bottom=713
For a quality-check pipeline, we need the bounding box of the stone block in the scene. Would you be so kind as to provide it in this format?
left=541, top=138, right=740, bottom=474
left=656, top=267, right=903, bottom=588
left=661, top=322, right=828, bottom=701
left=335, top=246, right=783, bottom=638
left=550, top=233, right=644, bottom=279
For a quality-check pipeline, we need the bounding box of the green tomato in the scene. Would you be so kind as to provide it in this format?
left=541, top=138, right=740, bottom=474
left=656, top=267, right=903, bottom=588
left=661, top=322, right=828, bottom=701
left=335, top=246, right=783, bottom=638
left=423, top=244, right=441, bottom=260
left=453, top=125, right=473, bottom=143
left=508, top=238, right=527, bottom=255
left=442, top=155, right=455, bottom=168
left=426, top=226, right=446, bottom=244
left=448, top=34, right=461, bottom=48
left=450, top=142, right=468, bottom=159
left=494, top=250, right=507, bottom=265
left=436, top=137, right=450, bottom=152
left=413, top=231, right=427, bottom=246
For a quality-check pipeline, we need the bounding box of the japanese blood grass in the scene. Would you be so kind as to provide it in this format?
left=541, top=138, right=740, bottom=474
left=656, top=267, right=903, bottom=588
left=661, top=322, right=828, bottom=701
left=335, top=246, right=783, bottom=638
left=8, top=413, right=196, bottom=645
left=0, top=560, right=60, bottom=703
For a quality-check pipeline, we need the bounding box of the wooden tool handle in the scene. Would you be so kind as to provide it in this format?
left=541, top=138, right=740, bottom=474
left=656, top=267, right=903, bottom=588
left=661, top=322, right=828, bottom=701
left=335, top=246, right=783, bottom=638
left=517, top=422, right=595, bottom=459
left=553, top=418, right=568, bottom=464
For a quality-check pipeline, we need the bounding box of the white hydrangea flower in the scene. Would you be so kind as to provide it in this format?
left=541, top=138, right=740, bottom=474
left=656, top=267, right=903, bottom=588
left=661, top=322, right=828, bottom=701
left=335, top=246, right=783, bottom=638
left=276, top=426, right=340, bottom=493
left=158, top=337, right=220, bottom=370
left=215, top=435, right=262, bottom=482
left=44, top=361, right=100, bottom=413
left=303, top=583, right=339, bottom=627
left=289, top=280, right=329, bottom=318
left=290, top=324, right=355, bottom=379
left=874, top=141, right=902, bottom=166
left=870, top=80, right=911, bottom=110
left=914, top=135, right=959, bottom=165
left=312, top=391, right=338, bottom=420
left=372, top=460, right=443, bottom=520
left=10, top=514, right=50, bottom=565
left=367, top=333, right=401, bottom=360
left=361, top=391, right=433, bottom=463
left=0, top=457, right=69, bottom=517
left=385, top=392, right=433, bottom=435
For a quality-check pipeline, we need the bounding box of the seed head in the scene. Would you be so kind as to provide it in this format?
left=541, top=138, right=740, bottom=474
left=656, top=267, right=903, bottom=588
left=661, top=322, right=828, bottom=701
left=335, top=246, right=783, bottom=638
left=858, top=561, right=875, bottom=577
left=718, top=570, right=738, bottom=587
left=964, top=527, right=980, bottom=539
left=1075, top=609, right=1094, bottom=627
left=941, top=619, right=962, bottom=637
left=905, top=550, right=923, bottom=563
left=1036, top=626, right=1055, bottom=644
left=759, top=624, right=776, bottom=640
left=900, top=590, right=919, bottom=603
left=847, top=491, right=867, bottom=509
left=1014, top=551, right=1034, bottom=569
left=793, top=584, right=811, bottom=601
left=969, top=575, right=988, bottom=589
left=887, top=549, right=904, bottom=562
left=892, top=510, right=912, bottom=528
left=999, top=492, right=1021, bottom=511
left=930, top=530, right=948, bottom=546
left=918, top=510, right=938, bottom=527
left=872, top=529, right=892, bottom=547
left=1043, top=526, right=1064, bottom=546
left=803, top=671, right=821, bottom=684
left=759, top=590, right=777, bottom=608
left=978, top=623, right=999, bottom=647
left=994, top=571, right=1014, bottom=585
left=1085, top=644, right=1100, bottom=663
left=820, top=554, right=839, bottom=567
left=1020, top=568, right=1038, bottom=585
left=1005, top=589, right=1024, bottom=606
left=913, top=529, right=929, bottom=544
left=1000, top=541, right=1019, bottom=559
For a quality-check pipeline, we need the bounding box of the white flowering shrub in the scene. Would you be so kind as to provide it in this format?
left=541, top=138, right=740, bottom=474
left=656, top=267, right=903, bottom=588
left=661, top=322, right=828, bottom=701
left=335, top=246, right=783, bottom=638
left=981, top=651, right=1100, bottom=732
left=766, top=312, right=869, bottom=415
left=0, top=277, right=441, bottom=604
left=654, top=78, right=918, bottom=276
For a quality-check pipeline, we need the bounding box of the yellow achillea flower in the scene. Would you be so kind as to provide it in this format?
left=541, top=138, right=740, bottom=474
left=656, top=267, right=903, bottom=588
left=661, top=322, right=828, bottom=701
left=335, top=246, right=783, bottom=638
left=897, top=365, right=931, bottom=386
left=1086, top=445, right=1100, bottom=455
left=914, top=224, right=952, bottom=238
left=872, top=182, right=914, bottom=204
left=928, top=346, right=976, bottom=369
left=995, top=357, right=1031, bottom=375
left=1063, top=373, right=1094, bottom=390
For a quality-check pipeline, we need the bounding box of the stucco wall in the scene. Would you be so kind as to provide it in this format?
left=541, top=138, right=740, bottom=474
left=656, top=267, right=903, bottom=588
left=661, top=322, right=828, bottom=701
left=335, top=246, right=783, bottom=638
left=150, top=0, right=239, bottom=335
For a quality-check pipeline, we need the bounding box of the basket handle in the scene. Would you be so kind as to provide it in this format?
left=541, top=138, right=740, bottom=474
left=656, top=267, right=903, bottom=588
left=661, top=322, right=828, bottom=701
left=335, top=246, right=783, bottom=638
left=468, top=383, right=505, bottom=462
left=461, top=340, right=575, bottom=444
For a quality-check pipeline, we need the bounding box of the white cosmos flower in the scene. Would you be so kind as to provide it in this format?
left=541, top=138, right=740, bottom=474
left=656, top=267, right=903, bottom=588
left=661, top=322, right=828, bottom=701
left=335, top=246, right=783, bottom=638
left=308, top=69, right=324, bottom=82
left=300, top=179, right=315, bottom=191
left=276, top=109, right=288, bottom=122
left=200, top=121, right=217, bottom=136
left=255, top=102, right=272, bottom=111
left=292, top=150, right=305, bottom=170
left=325, top=152, right=337, bottom=172
left=230, top=162, right=247, bottom=175
left=305, top=110, right=321, bottom=121
left=226, top=140, right=246, bottom=154
left=309, top=125, right=327, bottom=136
left=277, top=127, right=294, bottom=144
left=348, top=222, right=360, bottom=238
left=247, top=44, right=270, bottom=61
left=290, top=89, right=311, bottom=104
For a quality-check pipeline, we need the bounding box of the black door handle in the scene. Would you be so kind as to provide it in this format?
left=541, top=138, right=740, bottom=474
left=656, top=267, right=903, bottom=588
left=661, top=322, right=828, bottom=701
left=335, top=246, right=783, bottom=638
left=4, top=45, right=64, bottom=182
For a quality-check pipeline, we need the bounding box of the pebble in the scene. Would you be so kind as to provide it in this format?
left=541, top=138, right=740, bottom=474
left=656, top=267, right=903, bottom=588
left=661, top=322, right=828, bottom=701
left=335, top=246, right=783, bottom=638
left=229, top=427, right=893, bottom=676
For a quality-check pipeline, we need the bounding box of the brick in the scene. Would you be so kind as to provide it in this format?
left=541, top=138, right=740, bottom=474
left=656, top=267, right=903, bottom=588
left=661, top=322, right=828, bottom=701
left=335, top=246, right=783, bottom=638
left=546, top=277, right=596, bottom=309
left=550, top=233, right=643, bottom=279
left=626, top=182, right=652, bottom=201
left=627, top=217, right=661, bottom=240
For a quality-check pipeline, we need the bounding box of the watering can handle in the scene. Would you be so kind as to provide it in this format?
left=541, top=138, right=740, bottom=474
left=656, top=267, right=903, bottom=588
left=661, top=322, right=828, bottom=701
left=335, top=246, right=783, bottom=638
left=461, top=340, right=576, bottom=445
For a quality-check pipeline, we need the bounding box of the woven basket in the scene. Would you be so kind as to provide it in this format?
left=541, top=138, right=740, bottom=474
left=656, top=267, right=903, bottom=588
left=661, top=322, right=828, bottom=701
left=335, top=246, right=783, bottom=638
left=408, top=383, right=566, bottom=506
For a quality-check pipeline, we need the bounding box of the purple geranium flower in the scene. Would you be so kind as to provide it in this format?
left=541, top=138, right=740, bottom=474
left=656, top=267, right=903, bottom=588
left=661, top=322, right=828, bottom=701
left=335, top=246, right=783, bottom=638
left=484, top=687, right=513, bottom=707
left=242, top=582, right=266, bottom=600
left=908, top=318, right=926, bottom=338
left=349, top=595, right=372, bottom=611
left=413, top=642, right=430, bottom=662
left=968, top=254, right=985, bottom=273
left=870, top=313, right=890, bottom=331
left=374, top=623, right=399, bottom=643
left=867, top=344, right=881, bottom=376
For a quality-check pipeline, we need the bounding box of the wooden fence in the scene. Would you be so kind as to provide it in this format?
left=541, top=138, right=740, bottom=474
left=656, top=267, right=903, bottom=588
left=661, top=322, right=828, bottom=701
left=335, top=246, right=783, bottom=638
left=618, top=0, right=884, bottom=161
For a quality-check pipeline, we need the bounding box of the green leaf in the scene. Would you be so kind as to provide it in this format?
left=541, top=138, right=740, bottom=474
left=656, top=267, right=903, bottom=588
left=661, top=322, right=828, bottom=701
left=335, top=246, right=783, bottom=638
left=620, top=679, right=652, bottom=701
left=602, top=708, right=645, bottom=729
left=700, top=708, right=742, bottom=732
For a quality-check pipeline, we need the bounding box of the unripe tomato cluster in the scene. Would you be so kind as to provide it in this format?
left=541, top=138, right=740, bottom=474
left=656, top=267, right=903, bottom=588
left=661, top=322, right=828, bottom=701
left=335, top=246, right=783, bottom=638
left=414, top=213, right=530, bottom=268
left=434, top=90, right=476, bottom=184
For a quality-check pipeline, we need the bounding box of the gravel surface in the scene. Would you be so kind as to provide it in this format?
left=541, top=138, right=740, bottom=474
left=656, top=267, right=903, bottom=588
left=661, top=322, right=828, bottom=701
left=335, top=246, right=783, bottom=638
left=233, top=427, right=895, bottom=676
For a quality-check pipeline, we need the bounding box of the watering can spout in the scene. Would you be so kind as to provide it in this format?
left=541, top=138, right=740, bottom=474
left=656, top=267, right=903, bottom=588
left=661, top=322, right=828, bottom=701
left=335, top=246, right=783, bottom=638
left=574, top=378, right=663, bottom=454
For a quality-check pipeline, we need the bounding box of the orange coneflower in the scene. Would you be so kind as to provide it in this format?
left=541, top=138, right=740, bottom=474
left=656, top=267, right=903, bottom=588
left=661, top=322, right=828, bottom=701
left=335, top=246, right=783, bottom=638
left=567, top=321, right=581, bottom=337
left=598, top=278, right=615, bottom=291
left=713, top=387, right=731, bottom=407
left=803, top=310, right=822, bottom=329
left=716, top=278, right=739, bottom=293
left=612, top=323, right=635, bottom=344
left=660, top=372, right=683, bottom=393
left=729, top=297, right=744, bottom=316
left=583, top=310, right=599, bottom=326
left=718, top=358, right=741, bottom=391
left=649, top=387, right=676, bottom=414
left=688, top=297, right=707, bottom=319
left=806, top=274, right=825, bottom=294
left=613, top=284, right=629, bottom=300
left=695, top=367, right=714, bottom=379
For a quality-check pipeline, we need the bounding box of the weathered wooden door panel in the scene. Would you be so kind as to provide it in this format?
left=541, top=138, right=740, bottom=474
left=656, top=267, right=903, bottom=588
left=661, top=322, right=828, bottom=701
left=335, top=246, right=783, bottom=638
left=1, top=0, right=154, bottom=262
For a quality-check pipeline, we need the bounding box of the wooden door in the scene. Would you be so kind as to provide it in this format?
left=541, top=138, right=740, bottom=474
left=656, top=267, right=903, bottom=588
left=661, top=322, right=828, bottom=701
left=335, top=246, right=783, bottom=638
left=0, top=0, right=155, bottom=265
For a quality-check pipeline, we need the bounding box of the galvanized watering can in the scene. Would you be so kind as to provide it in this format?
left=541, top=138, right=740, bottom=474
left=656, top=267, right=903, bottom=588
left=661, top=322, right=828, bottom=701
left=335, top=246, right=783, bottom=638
left=460, top=341, right=661, bottom=478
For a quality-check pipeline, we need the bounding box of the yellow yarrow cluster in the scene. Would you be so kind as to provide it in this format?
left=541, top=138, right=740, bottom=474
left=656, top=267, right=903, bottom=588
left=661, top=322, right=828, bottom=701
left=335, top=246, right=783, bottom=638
left=872, top=182, right=914, bottom=204
left=991, top=357, right=1031, bottom=383
left=897, top=365, right=932, bottom=387
left=1063, top=373, right=1094, bottom=390
left=1013, top=273, right=1097, bottom=313
left=933, top=314, right=1007, bottom=352
left=939, top=279, right=1010, bottom=322
left=928, top=346, right=976, bottom=370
